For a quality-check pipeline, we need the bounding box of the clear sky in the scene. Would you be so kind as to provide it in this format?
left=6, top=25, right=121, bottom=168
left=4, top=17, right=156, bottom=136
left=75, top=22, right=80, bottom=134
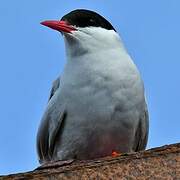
left=0, top=0, right=180, bottom=175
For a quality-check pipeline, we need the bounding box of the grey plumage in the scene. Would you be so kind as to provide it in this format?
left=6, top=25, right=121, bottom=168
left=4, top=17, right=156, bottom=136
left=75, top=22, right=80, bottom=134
left=133, top=107, right=149, bottom=151
left=37, top=9, right=149, bottom=164
left=48, top=78, right=60, bottom=101
left=37, top=77, right=66, bottom=163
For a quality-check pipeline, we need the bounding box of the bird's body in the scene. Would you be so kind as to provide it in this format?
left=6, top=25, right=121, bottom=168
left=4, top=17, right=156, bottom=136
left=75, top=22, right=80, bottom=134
left=37, top=10, right=149, bottom=164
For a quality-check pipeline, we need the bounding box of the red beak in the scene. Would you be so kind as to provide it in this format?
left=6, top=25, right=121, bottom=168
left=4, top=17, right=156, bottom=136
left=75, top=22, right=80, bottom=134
left=40, top=20, right=77, bottom=33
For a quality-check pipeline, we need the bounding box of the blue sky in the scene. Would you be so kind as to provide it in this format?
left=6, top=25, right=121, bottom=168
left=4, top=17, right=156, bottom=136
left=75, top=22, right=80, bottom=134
left=0, top=0, right=180, bottom=175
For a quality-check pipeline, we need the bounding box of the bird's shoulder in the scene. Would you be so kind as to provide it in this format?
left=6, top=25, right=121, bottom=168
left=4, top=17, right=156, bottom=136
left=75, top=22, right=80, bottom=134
left=48, top=77, right=60, bottom=101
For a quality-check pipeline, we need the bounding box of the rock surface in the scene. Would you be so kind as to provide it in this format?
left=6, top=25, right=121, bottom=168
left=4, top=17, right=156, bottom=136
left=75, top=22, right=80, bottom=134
left=1, top=143, right=180, bottom=179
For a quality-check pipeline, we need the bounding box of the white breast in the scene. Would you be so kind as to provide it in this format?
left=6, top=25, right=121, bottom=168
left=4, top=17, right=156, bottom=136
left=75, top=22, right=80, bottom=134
left=48, top=27, right=146, bottom=159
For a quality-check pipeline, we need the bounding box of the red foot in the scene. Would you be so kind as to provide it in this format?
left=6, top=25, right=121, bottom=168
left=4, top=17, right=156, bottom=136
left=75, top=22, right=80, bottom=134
left=111, top=151, right=120, bottom=157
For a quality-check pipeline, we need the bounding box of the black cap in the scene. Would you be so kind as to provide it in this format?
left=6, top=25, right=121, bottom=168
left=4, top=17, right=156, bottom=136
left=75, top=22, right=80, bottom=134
left=61, top=9, right=116, bottom=32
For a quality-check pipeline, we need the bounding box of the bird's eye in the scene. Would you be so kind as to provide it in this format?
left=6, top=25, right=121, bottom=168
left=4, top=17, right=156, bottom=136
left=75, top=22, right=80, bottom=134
left=89, top=19, right=94, bottom=23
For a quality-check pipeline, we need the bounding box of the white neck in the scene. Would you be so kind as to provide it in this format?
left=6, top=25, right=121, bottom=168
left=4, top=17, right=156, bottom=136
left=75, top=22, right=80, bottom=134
left=63, top=27, right=127, bottom=61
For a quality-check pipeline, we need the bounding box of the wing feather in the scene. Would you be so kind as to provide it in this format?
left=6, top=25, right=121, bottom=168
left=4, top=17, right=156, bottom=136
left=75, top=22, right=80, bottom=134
left=36, top=77, right=66, bottom=163
left=133, top=105, right=149, bottom=151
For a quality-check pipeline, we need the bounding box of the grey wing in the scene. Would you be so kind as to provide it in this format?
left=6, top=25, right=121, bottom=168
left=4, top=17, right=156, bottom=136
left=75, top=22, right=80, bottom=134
left=36, top=77, right=66, bottom=164
left=48, top=77, right=60, bottom=101
left=133, top=105, right=149, bottom=151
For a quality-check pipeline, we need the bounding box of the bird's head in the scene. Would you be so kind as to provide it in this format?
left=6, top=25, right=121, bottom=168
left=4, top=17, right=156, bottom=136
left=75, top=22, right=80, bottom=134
left=41, top=9, right=123, bottom=57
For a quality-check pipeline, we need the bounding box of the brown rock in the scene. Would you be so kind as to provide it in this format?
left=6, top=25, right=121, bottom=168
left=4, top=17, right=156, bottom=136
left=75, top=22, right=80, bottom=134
left=1, top=143, right=180, bottom=179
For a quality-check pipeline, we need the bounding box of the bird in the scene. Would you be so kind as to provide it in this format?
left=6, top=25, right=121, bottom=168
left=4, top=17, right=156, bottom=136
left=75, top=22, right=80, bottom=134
left=37, top=9, right=149, bottom=164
